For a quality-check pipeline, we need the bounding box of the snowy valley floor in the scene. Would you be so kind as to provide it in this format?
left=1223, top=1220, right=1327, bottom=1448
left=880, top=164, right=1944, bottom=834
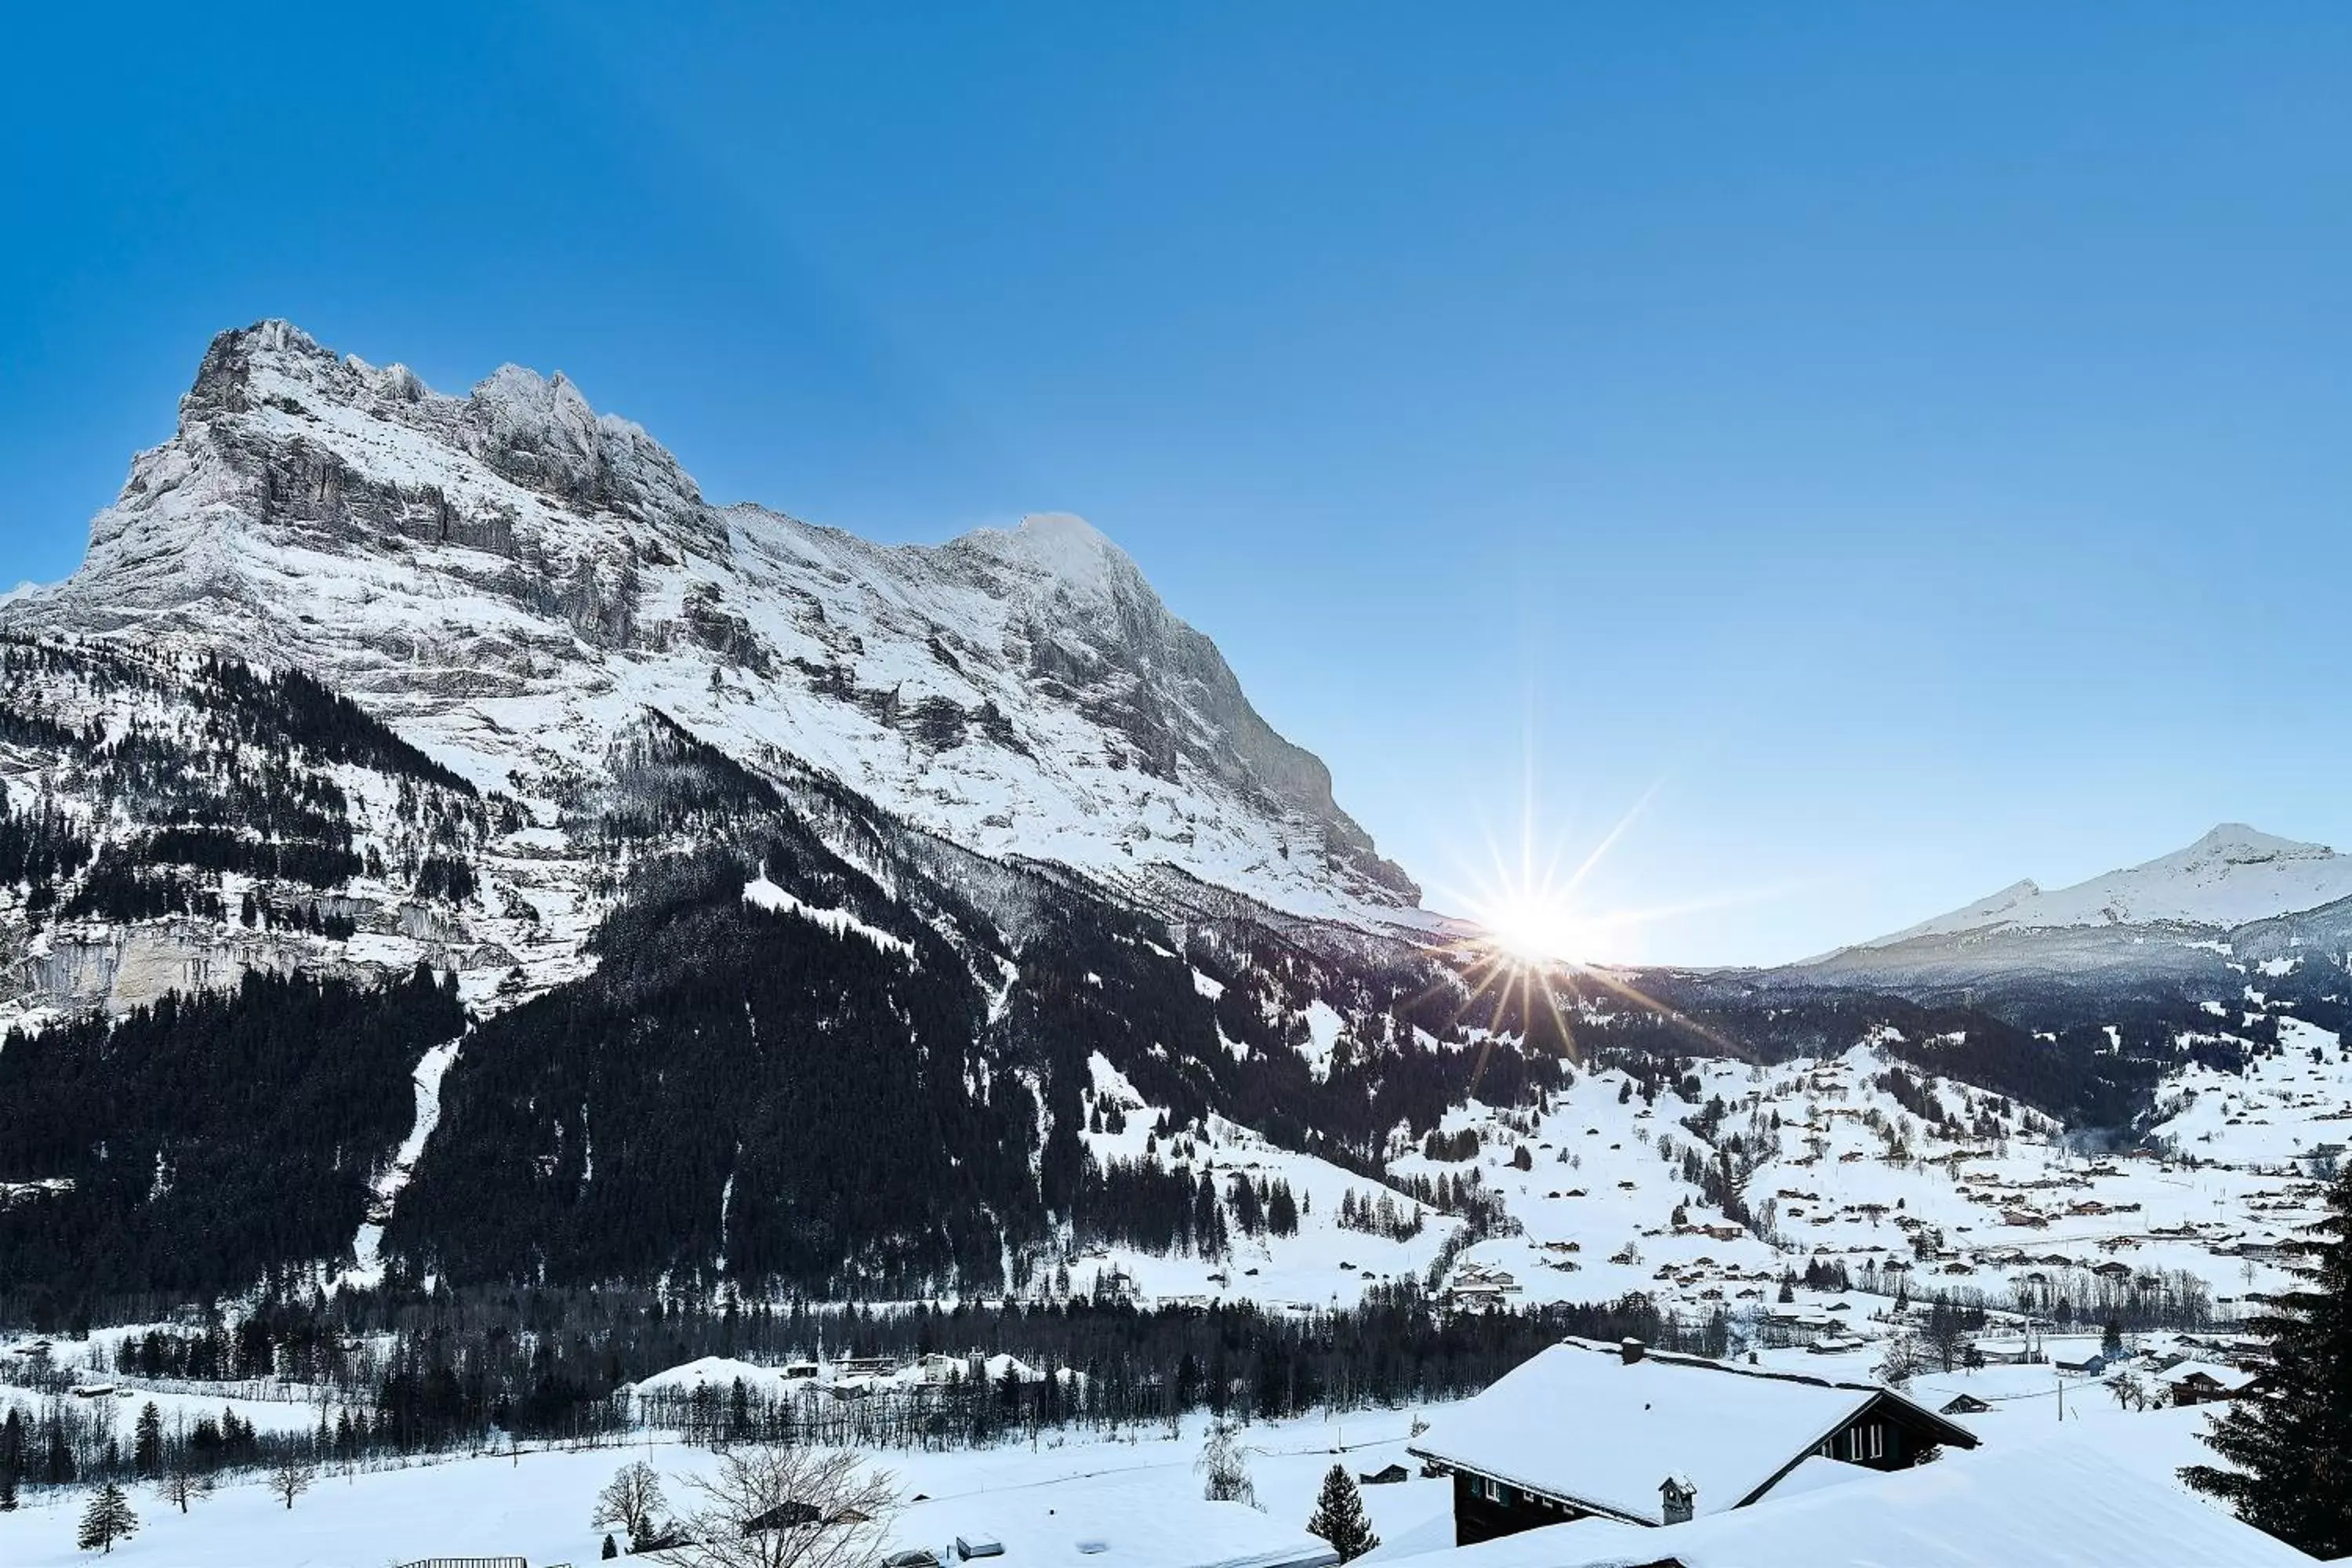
left=0, top=1361, right=2245, bottom=1568
left=0, top=1406, right=1446, bottom=1568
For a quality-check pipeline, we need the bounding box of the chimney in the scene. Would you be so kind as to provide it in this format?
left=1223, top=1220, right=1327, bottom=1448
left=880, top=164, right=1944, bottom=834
left=1620, top=1338, right=1646, bottom=1365
left=1660, top=1475, right=1697, bottom=1526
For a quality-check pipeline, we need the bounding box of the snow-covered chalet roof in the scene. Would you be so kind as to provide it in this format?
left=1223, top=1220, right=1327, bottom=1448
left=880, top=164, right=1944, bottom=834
left=1400, top=1435, right=2314, bottom=1568
left=1406, top=1338, right=1976, bottom=1526
left=2163, top=1360, right=2259, bottom=1392
left=888, top=1470, right=1339, bottom=1568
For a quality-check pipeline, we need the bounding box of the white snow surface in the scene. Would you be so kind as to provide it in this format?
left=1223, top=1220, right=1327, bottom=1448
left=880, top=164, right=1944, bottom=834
left=0, top=1406, right=1447, bottom=1568
left=339, top=1033, right=466, bottom=1289
left=891, top=1468, right=1338, bottom=1568
left=743, top=875, right=913, bottom=959
left=1858, top=822, right=2352, bottom=946
left=1390, top=1431, right=2313, bottom=1568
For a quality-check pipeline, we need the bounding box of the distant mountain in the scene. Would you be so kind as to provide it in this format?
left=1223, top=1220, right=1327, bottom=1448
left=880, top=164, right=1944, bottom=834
left=1857, top=824, right=2352, bottom=946
left=1766, top=823, right=2352, bottom=1012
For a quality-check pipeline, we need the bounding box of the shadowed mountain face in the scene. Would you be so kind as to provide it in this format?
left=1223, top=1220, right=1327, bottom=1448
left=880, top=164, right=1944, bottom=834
left=3, top=320, right=1416, bottom=927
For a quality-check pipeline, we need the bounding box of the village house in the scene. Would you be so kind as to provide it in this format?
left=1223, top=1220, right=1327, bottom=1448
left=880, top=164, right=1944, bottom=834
left=2162, top=1362, right=2259, bottom=1406
left=1376, top=1436, right=2315, bottom=1568
left=1405, top=1338, right=1977, bottom=1545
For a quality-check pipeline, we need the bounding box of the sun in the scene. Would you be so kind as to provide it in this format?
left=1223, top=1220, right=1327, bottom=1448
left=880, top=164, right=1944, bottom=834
left=1477, top=891, right=1598, bottom=966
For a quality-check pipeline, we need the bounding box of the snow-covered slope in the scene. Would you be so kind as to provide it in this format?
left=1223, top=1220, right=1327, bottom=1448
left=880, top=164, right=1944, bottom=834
left=1, top=320, right=1417, bottom=928
left=1860, top=824, right=2352, bottom=947
left=1768, top=822, right=2352, bottom=1006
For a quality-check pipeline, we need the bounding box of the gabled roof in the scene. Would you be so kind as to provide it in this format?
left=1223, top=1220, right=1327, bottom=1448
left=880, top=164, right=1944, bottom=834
left=1402, top=1436, right=2314, bottom=1568
left=2164, top=1360, right=2258, bottom=1392
left=1405, top=1339, right=1977, bottom=1527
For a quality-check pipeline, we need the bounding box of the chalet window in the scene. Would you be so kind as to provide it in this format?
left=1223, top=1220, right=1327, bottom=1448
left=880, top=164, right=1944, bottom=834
left=1867, top=1423, right=1885, bottom=1460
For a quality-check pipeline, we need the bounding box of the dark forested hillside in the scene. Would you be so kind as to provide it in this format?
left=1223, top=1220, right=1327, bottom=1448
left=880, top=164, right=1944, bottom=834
left=387, top=842, right=1036, bottom=1294
left=0, top=967, right=464, bottom=1309
left=0, top=639, right=1571, bottom=1316
left=1578, top=973, right=2235, bottom=1132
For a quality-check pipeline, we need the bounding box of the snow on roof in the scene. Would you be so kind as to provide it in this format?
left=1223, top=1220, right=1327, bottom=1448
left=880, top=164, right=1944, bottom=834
left=629, top=1355, right=807, bottom=1400
left=1758, top=1454, right=1872, bottom=1500
left=2163, top=1360, right=2258, bottom=1391
left=890, top=1471, right=1339, bottom=1568
left=1406, top=1340, right=1972, bottom=1526
left=1410, top=1435, right=2315, bottom=1568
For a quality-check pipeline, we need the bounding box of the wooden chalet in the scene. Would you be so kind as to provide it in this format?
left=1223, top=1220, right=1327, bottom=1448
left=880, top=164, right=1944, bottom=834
left=2163, top=1362, right=2259, bottom=1406
left=1405, top=1338, right=1978, bottom=1545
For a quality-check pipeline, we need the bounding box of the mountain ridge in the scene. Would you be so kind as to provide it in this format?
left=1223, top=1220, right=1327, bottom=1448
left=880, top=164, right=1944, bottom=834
left=1848, top=822, right=2350, bottom=952
left=1, top=319, right=1419, bottom=928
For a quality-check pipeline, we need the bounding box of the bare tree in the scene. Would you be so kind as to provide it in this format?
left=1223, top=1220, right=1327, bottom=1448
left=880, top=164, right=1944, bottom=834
left=269, top=1454, right=314, bottom=1510
left=660, top=1446, right=898, bottom=1568
left=1196, top=1419, right=1259, bottom=1508
left=154, top=1464, right=214, bottom=1515
left=595, top=1458, right=670, bottom=1550
left=1873, top=1331, right=1922, bottom=1390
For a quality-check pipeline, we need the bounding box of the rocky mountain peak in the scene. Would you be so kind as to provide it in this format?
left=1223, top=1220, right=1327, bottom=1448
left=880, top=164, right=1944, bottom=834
left=955, top=512, right=1137, bottom=596
left=2172, top=822, right=2335, bottom=869
left=1843, top=822, right=2352, bottom=958
left=5, top=321, right=1421, bottom=924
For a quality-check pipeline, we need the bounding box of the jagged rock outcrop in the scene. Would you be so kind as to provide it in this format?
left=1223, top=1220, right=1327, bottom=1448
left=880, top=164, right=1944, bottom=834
left=5, top=320, right=1417, bottom=927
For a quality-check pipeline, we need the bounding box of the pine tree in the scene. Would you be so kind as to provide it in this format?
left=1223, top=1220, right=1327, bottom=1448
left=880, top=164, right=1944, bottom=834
left=43, top=1419, right=74, bottom=1486
left=1305, top=1464, right=1380, bottom=1562
left=77, top=1481, right=139, bottom=1554
left=2183, top=1167, right=2352, bottom=1556
left=132, top=1403, right=162, bottom=1478
left=0, top=1407, right=21, bottom=1510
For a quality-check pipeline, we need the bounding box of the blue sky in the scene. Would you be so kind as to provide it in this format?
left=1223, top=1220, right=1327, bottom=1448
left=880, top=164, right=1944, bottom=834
left=5, top=4, right=2349, bottom=964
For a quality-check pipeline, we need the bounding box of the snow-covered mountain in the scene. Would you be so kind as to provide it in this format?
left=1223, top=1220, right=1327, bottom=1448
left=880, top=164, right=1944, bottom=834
left=11, top=318, right=2347, bottom=1314
left=1763, top=822, right=2352, bottom=1009
left=1, top=320, right=1417, bottom=935
left=1859, top=824, right=2352, bottom=946
left=0, top=320, right=1519, bottom=1301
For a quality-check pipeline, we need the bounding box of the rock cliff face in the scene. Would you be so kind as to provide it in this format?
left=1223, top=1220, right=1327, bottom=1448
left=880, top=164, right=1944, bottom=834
left=5, top=320, right=1417, bottom=946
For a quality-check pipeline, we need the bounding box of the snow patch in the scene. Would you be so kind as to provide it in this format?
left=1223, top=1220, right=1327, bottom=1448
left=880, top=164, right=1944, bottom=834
left=744, top=875, right=913, bottom=960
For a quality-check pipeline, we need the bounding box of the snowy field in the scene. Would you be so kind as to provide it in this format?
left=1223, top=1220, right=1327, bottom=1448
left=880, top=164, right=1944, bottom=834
left=0, top=1359, right=2258, bottom=1568
left=0, top=1406, right=1452, bottom=1568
